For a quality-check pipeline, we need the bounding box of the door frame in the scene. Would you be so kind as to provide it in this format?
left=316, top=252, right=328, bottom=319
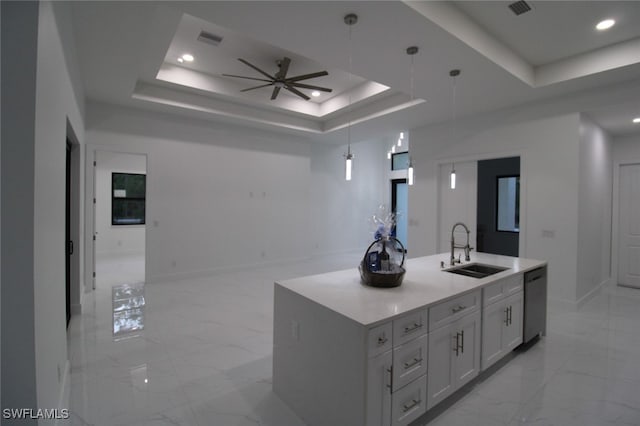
left=66, top=119, right=82, bottom=319
left=612, top=161, right=640, bottom=287
left=84, top=147, right=148, bottom=291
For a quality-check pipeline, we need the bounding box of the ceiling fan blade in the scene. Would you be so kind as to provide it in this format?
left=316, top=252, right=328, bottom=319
left=222, top=74, right=272, bottom=83
left=271, top=86, right=281, bottom=100
left=240, top=83, right=274, bottom=92
left=284, top=84, right=310, bottom=101
left=276, top=57, right=291, bottom=79
left=286, top=70, right=329, bottom=82
left=237, top=58, right=275, bottom=80
left=288, top=82, right=333, bottom=92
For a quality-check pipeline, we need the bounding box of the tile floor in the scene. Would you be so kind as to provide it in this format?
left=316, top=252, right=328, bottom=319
left=68, top=254, right=640, bottom=426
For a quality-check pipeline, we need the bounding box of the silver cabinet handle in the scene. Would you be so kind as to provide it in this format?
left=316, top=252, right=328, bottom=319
left=404, top=322, right=423, bottom=334
left=460, top=330, right=465, bottom=354
left=453, top=333, right=460, bottom=356
left=377, top=336, right=388, bottom=346
left=386, top=366, right=393, bottom=389
left=402, top=398, right=421, bottom=413
left=504, top=307, right=510, bottom=325
left=403, top=357, right=423, bottom=370
left=451, top=304, right=467, bottom=313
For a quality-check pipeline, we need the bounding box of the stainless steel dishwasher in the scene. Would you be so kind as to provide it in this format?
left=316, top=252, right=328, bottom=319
left=523, top=266, right=547, bottom=343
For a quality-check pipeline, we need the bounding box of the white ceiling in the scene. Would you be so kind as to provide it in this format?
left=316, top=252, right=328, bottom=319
left=71, top=1, right=640, bottom=143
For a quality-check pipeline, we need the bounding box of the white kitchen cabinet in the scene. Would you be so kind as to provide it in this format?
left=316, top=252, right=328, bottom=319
left=366, top=350, right=392, bottom=426
left=427, top=310, right=481, bottom=409
left=481, top=285, right=524, bottom=370
left=274, top=254, right=546, bottom=426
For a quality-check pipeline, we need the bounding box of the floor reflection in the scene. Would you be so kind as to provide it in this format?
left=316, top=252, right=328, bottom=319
left=112, top=282, right=145, bottom=339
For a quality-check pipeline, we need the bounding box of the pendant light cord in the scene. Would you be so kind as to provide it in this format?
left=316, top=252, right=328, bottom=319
left=347, top=22, right=353, bottom=155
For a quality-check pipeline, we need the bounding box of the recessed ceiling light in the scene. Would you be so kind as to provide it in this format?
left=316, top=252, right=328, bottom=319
left=633, top=117, right=640, bottom=124
left=311, top=91, right=320, bottom=97
left=177, top=57, right=184, bottom=63
left=596, top=19, right=615, bottom=31
left=182, top=53, right=194, bottom=62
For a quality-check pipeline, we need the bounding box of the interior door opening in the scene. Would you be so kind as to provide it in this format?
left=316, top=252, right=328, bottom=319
left=93, top=151, right=147, bottom=289
left=391, top=179, right=408, bottom=252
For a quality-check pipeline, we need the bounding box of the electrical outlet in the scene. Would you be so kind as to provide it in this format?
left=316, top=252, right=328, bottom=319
left=291, top=320, right=299, bottom=341
left=541, top=229, right=555, bottom=238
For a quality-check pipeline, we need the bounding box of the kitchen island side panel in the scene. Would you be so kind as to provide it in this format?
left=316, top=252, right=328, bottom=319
left=273, top=284, right=368, bottom=426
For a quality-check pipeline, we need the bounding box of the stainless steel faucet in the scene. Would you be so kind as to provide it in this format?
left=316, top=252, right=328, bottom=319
left=450, top=222, right=472, bottom=265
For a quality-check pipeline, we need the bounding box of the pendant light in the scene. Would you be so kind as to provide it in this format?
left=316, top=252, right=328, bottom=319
left=343, top=13, right=358, bottom=181
left=406, top=46, right=418, bottom=186
left=450, top=163, right=456, bottom=189
left=449, top=69, right=460, bottom=189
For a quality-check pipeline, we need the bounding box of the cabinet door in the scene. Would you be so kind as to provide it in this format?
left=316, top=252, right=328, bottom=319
left=366, top=350, right=392, bottom=426
left=504, top=292, right=524, bottom=352
left=453, top=310, right=481, bottom=389
left=427, top=324, right=455, bottom=409
left=481, top=300, right=507, bottom=370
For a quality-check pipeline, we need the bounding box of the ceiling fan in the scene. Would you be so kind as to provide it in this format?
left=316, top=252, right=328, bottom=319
left=222, top=57, right=332, bottom=101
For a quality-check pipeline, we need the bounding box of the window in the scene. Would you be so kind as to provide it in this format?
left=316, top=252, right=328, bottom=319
left=112, top=173, right=146, bottom=225
left=496, top=175, right=519, bottom=232
left=391, top=152, right=409, bottom=171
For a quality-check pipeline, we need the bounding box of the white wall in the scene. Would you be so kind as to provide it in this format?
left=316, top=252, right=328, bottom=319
left=33, top=0, right=85, bottom=419
left=86, top=103, right=387, bottom=283
left=576, top=115, right=613, bottom=303
left=1, top=0, right=85, bottom=421
left=1, top=1, right=39, bottom=416
left=409, top=113, right=581, bottom=304
left=95, top=151, right=146, bottom=256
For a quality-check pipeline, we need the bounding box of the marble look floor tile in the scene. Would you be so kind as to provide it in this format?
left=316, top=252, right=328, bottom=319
left=69, top=254, right=640, bottom=426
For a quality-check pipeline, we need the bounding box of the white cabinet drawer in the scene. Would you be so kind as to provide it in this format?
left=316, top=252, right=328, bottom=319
left=368, top=322, right=393, bottom=358
left=483, top=274, right=523, bottom=307
left=391, top=375, right=427, bottom=426
left=392, top=334, right=428, bottom=391
left=393, top=308, right=427, bottom=346
left=429, top=290, right=480, bottom=332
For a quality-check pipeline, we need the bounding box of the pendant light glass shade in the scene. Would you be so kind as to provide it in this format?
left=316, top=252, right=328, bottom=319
left=450, top=164, right=456, bottom=189
left=345, top=153, right=353, bottom=181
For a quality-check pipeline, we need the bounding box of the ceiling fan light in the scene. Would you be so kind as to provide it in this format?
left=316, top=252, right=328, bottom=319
left=182, top=54, right=194, bottom=62
left=177, top=57, right=184, bottom=63
left=311, top=91, right=321, bottom=97
left=633, top=117, right=640, bottom=124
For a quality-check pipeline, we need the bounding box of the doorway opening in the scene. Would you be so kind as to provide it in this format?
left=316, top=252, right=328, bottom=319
left=476, top=157, right=520, bottom=257
left=391, top=179, right=408, bottom=251
left=66, top=120, right=81, bottom=327
left=93, top=151, right=147, bottom=289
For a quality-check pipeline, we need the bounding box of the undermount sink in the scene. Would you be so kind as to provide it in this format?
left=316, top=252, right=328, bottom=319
left=445, top=263, right=509, bottom=279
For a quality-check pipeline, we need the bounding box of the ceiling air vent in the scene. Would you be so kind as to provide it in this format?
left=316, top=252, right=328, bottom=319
left=508, top=0, right=532, bottom=16
left=197, top=30, right=223, bottom=46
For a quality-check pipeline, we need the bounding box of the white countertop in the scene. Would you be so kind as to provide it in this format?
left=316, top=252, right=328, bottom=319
left=275, top=252, right=546, bottom=327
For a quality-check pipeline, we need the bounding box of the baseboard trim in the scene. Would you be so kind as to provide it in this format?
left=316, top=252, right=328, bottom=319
left=56, top=359, right=70, bottom=426
left=548, top=278, right=610, bottom=312
left=70, top=303, right=82, bottom=315
left=576, top=278, right=609, bottom=309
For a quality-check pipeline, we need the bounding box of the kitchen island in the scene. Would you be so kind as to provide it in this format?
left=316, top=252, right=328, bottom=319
left=273, top=253, right=547, bottom=426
